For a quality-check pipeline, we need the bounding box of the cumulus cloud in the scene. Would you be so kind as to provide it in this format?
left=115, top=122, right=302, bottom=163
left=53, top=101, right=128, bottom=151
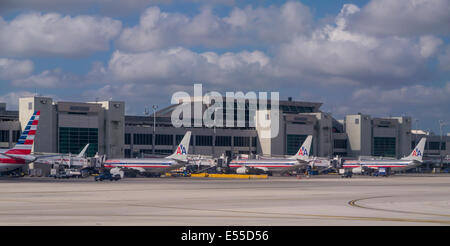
left=0, top=0, right=235, bottom=15
left=0, top=91, right=36, bottom=109
left=113, top=2, right=441, bottom=89
left=106, top=47, right=271, bottom=87
left=352, top=83, right=450, bottom=105
left=82, top=83, right=193, bottom=114
left=0, top=0, right=170, bottom=15
left=347, top=82, right=450, bottom=120
left=0, top=58, right=34, bottom=80
left=346, top=0, right=450, bottom=36
left=11, top=68, right=81, bottom=88
left=0, top=12, right=122, bottom=57
left=418, top=35, right=443, bottom=58
left=273, top=4, right=430, bottom=86
left=117, top=1, right=312, bottom=51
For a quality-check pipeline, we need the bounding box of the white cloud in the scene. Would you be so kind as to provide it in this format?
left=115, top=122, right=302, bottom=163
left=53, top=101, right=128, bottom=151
left=114, top=2, right=437, bottom=89
left=117, top=1, right=312, bottom=51
left=0, top=12, right=122, bottom=57
left=347, top=0, right=450, bottom=36
left=418, top=35, right=443, bottom=58
left=347, top=82, right=450, bottom=120
left=11, top=68, right=80, bottom=88
left=106, top=47, right=270, bottom=87
left=1, top=0, right=235, bottom=15
left=273, top=4, right=430, bottom=86
left=352, top=83, right=450, bottom=105
left=0, top=58, right=34, bottom=80
left=0, top=91, right=35, bottom=109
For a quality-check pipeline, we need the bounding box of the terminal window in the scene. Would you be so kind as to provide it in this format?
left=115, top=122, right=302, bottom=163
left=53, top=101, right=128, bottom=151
left=124, top=133, right=131, bottom=145
left=12, top=130, right=21, bottom=142
left=252, top=137, right=257, bottom=148
left=133, top=134, right=152, bottom=145
left=59, top=127, right=98, bottom=157
left=156, top=134, right=173, bottom=145
left=234, top=136, right=250, bottom=147
left=0, top=130, right=9, bottom=142
left=215, top=136, right=231, bottom=146
left=196, top=135, right=213, bottom=146
left=373, top=137, right=396, bottom=157
left=334, top=139, right=347, bottom=149
left=286, top=134, right=308, bottom=155
left=428, top=142, right=445, bottom=150
left=124, top=149, right=131, bottom=158
left=280, top=105, right=314, bottom=114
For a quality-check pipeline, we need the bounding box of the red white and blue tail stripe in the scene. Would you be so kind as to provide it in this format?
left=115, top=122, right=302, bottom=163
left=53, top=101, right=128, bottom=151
left=5, top=111, right=40, bottom=155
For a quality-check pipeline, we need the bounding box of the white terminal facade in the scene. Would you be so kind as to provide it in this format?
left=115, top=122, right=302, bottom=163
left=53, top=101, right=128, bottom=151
left=0, top=96, right=449, bottom=166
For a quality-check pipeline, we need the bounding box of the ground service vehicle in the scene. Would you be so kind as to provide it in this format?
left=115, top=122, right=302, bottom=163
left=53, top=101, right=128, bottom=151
left=95, top=172, right=121, bottom=181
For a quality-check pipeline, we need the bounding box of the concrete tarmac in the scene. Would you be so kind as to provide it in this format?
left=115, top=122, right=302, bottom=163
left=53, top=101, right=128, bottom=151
left=0, top=174, right=449, bottom=225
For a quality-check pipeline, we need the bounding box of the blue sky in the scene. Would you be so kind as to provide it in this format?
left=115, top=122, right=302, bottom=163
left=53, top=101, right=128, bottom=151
left=0, top=0, right=449, bottom=134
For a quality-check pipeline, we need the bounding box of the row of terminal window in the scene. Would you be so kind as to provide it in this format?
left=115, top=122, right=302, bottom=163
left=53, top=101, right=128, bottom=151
left=127, top=133, right=257, bottom=147
left=411, top=141, right=446, bottom=150
left=0, top=130, right=22, bottom=142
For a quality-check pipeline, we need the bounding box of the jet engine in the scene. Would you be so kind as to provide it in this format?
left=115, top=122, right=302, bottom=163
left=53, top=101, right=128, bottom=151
left=236, top=167, right=248, bottom=174
left=352, top=167, right=363, bottom=174
left=236, top=166, right=268, bottom=174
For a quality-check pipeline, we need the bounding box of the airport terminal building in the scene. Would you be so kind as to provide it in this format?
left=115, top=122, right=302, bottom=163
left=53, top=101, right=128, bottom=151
left=1, top=96, right=449, bottom=168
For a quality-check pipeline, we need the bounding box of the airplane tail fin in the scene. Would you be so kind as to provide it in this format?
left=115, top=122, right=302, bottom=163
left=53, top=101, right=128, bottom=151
left=6, top=111, right=40, bottom=155
left=289, top=135, right=312, bottom=160
left=77, top=144, right=89, bottom=158
left=402, top=137, right=426, bottom=162
left=167, top=131, right=191, bottom=162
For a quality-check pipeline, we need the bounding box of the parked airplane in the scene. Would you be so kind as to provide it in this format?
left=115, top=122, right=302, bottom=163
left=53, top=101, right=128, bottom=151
left=0, top=111, right=40, bottom=173
left=342, top=137, right=427, bottom=174
left=229, top=135, right=313, bottom=174
left=34, top=144, right=90, bottom=168
left=103, top=131, right=192, bottom=177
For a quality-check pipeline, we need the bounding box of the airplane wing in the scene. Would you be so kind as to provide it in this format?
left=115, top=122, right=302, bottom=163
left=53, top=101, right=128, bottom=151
left=33, top=154, right=69, bottom=165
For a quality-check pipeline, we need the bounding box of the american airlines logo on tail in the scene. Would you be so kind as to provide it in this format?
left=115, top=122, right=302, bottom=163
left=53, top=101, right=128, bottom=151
left=176, top=144, right=187, bottom=155
left=298, top=146, right=308, bottom=156
left=6, top=111, right=40, bottom=155
left=412, top=148, right=422, bottom=157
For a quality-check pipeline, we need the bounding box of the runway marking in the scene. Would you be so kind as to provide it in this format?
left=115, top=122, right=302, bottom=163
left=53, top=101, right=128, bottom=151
left=1, top=205, right=450, bottom=225
left=348, top=196, right=450, bottom=218
left=125, top=204, right=450, bottom=225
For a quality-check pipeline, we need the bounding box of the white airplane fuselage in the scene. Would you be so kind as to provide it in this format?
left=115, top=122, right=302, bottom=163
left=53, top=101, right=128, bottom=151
left=229, top=158, right=302, bottom=172
left=343, top=159, right=420, bottom=172
left=104, top=158, right=182, bottom=174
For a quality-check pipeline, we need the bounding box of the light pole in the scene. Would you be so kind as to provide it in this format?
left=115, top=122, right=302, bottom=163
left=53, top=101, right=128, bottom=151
left=152, top=105, right=158, bottom=155
left=439, top=120, right=446, bottom=168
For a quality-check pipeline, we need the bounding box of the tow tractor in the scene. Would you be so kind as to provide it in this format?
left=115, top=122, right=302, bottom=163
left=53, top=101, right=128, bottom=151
left=94, top=172, right=121, bottom=181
